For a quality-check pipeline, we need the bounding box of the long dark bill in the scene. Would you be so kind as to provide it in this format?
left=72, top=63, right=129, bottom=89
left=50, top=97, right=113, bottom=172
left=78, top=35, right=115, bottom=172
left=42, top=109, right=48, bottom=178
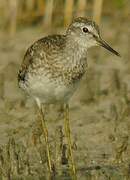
left=98, top=39, right=121, bottom=57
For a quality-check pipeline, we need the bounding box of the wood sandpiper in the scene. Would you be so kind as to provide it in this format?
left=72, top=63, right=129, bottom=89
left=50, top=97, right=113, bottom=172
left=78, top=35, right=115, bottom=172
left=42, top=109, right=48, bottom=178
left=18, top=17, right=120, bottom=179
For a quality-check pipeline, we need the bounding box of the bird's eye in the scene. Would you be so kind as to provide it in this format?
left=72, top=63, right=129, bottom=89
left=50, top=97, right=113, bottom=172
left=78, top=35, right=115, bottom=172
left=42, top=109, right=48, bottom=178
left=83, top=27, right=89, bottom=33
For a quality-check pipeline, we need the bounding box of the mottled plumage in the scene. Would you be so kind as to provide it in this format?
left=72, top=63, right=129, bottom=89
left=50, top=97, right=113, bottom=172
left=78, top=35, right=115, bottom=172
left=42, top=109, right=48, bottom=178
left=18, top=17, right=120, bottom=105
left=18, top=17, right=120, bottom=175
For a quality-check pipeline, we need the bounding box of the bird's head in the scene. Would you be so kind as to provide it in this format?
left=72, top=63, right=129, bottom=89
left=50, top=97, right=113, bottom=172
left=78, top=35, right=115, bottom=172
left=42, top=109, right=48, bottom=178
left=66, top=17, right=120, bottom=56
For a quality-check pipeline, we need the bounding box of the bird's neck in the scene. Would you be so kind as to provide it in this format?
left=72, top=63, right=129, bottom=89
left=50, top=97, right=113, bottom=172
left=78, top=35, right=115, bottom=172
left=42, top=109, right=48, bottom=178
left=63, top=36, right=87, bottom=68
left=59, top=36, right=88, bottom=85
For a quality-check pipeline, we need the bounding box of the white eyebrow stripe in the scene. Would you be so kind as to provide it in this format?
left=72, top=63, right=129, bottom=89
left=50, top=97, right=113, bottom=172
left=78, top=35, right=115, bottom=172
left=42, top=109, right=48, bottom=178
left=73, top=22, right=85, bottom=27
left=72, top=22, right=99, bottom=37
left=73, top=23, right=92, bottom=32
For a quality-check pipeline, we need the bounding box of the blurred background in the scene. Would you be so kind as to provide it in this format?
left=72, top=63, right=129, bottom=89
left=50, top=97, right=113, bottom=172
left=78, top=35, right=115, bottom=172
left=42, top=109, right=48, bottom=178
left=0, top=0, right=130, bottom=179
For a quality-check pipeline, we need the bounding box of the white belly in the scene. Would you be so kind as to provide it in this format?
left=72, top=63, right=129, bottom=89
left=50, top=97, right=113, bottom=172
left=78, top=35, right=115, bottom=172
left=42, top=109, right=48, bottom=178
left=21, top=74, right=78, bottom=104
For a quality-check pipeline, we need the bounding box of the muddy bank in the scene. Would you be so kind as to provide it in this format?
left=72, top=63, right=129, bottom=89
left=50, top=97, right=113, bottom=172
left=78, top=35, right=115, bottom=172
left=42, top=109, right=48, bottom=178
left=0, top=19, right=130, bottom=179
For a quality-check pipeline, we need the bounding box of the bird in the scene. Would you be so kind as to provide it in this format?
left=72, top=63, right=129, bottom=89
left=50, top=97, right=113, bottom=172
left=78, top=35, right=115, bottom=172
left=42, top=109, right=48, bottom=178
left=18, top=17, right=120, bottom=178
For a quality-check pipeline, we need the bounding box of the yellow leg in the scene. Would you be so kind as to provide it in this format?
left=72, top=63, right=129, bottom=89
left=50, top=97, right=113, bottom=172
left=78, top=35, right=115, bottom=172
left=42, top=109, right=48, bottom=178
left=64, top=104, right=77, bottom=180
left=39, top=105, right=52, bottom=174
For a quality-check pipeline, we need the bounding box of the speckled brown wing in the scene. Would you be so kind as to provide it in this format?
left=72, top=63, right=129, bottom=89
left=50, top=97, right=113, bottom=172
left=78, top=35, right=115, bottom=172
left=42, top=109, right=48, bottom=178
left=18, top=35, right=66, bottom=84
